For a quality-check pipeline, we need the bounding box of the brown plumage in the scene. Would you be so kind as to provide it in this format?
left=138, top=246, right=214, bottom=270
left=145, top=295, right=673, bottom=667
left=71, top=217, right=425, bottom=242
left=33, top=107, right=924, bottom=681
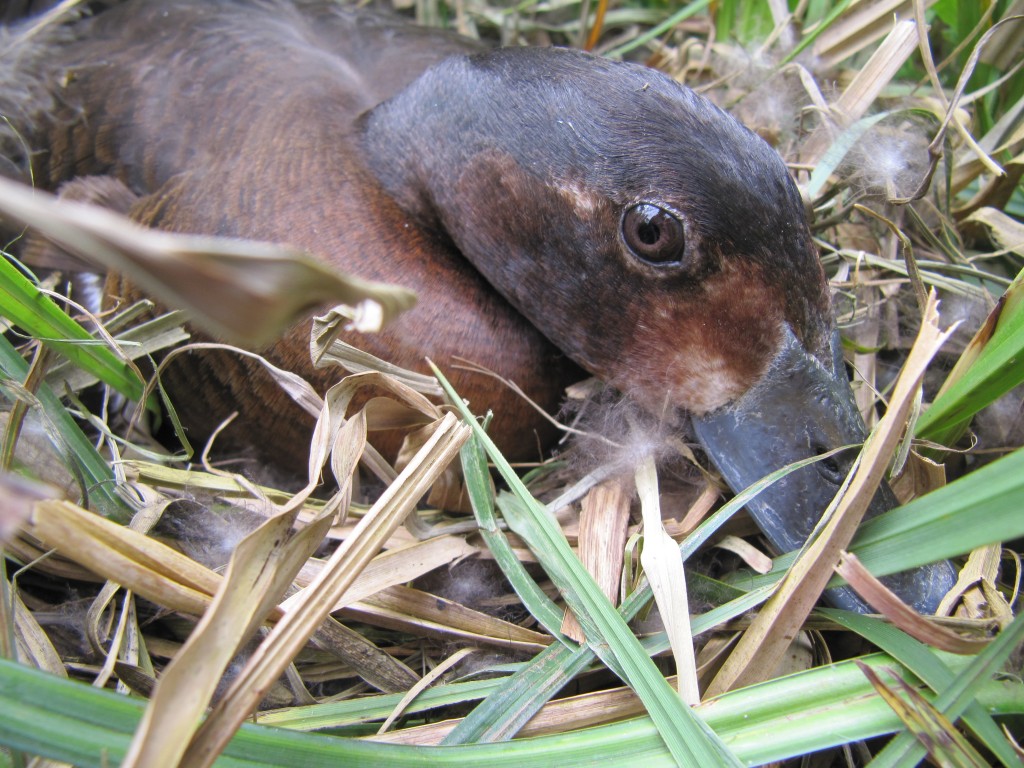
left=32, top=1, right=586, bottom=469
left=5, top=0, right=955, bottom=612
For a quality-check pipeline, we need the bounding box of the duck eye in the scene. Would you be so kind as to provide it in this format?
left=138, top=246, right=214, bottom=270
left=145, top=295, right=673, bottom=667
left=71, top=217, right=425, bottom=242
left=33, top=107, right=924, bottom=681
left=621, top=203, right=685, bottom=265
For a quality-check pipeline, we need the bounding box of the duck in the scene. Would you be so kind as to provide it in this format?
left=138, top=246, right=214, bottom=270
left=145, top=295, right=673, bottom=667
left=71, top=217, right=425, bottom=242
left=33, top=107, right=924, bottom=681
left=3, top=0, right=955, bottom=613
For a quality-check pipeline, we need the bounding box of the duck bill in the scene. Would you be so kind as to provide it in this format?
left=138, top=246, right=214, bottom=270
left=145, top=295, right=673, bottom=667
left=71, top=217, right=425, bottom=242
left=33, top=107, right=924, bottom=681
left=691, top=327, right=955, bottom=613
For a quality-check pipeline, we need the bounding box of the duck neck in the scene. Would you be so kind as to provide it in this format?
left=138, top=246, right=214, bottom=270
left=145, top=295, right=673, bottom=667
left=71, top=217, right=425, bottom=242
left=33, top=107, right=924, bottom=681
left=359, top=55, right=486, bottom=231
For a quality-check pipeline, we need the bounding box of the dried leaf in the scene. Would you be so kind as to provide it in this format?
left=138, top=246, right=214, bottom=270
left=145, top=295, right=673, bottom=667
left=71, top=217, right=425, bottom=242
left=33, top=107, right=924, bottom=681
left=837, top=552, right=988, bottom=654
left=24, top=499, right=221, bottom=616
left=345, top=585, right=549, bottom=653
left=311, top=309, right=442, bottom=395
left=0, top=176, right=416, bottom=347
left=123, top=385, right=375, bottom=766
left=294, top=535, right=480, bottom=608
left=308, top=617, right=418, bottom=693
left=936, top=544, right=1014, bottom=625
left=636, top=456, right=699, bottom=705
left=890, top=451, right=946, bottom=504
left=812, top=0, right=923, bottom=68
left=561, top=478, right=631, bottom=643
left=122, top=503, right=336, bottom=768
left=713, top=535, right=773, bottom=575
left=964, top=207, right=1024, bottom=257
left=11, top=592, right=65, bottom=676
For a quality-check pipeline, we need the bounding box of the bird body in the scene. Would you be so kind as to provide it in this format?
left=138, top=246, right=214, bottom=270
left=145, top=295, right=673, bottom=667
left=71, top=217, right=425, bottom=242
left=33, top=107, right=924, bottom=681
left=4, top=0, right=956, bottom=612
left=36, top=0, right=584, bottom=464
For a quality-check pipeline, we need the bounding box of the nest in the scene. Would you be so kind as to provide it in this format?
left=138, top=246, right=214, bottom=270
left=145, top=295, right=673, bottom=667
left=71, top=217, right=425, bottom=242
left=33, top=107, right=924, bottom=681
left=0, top=1, right=1022, bottom=766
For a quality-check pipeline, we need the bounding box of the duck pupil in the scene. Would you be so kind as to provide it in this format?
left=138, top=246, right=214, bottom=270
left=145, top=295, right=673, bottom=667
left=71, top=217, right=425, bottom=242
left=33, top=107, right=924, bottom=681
left=637, top=221, right=661, bottom=245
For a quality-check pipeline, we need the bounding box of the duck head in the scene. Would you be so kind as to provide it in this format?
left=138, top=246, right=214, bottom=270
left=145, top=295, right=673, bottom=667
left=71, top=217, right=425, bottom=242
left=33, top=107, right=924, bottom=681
left=361, top=48, right=955, bottom=612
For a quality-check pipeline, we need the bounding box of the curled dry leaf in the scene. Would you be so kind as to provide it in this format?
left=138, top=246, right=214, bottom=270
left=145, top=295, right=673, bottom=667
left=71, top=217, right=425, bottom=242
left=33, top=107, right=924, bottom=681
left=311, top=309, right=443, bottom=396
left=0, top=176, right=417, bottom=347
left=838, top=552, right=989, bottom=654
left=936, top=543, right=1014, bottom=625
left=964, top=207, right=1024, bottom=257
left=889, top=451, right=946, bottom=504
left=713, top=534, right=774, bottom=575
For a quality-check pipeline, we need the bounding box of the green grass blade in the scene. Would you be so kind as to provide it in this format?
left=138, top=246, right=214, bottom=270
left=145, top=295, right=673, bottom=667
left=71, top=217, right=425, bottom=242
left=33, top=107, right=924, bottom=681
left=915, top=268, right=1024, bottom=444
left=431, top=363, right=744, bottom=767
left=847, top=448, right=1024, bottom=573
left=444, top=640, right=595, bottom=744
left=2, top=652, right=1021, bottom=767
left=45, top=309, right=189, bottom=394
left=734, top=447, right=1024, bottom=593
left=866, top=611, right=1024, bottom=767
left=494, top=491, right=628, bottom=681
left=0, top=335, right=131, bottom=521
left=604, top=0, right=713, bottom=59
left=445, top=578, right=771, bottom=747
left=446, top=439, right=832, bottom=744
left=0, top=256, right=146, bottom=402
left=258, top=677, right=509, bottom=731
left=438, top=397, right=1020, bottom=751
left=459, top=433, right=567, bottom=637
left=823, top=610, right=1020, bottom=767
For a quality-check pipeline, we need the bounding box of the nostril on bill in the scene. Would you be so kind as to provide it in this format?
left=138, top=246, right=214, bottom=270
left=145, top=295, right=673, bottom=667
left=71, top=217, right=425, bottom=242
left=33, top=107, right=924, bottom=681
left=813, top=443, right=847, bottom=486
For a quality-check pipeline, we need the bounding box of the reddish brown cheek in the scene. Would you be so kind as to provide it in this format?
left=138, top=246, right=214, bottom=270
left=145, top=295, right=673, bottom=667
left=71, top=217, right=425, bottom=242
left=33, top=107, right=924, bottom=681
left=611, top=263, right=784, bottom=415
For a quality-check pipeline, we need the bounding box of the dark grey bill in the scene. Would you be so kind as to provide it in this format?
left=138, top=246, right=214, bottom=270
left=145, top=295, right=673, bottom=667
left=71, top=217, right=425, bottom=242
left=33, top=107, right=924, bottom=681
left=692, top=327, right=957, bottom=613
